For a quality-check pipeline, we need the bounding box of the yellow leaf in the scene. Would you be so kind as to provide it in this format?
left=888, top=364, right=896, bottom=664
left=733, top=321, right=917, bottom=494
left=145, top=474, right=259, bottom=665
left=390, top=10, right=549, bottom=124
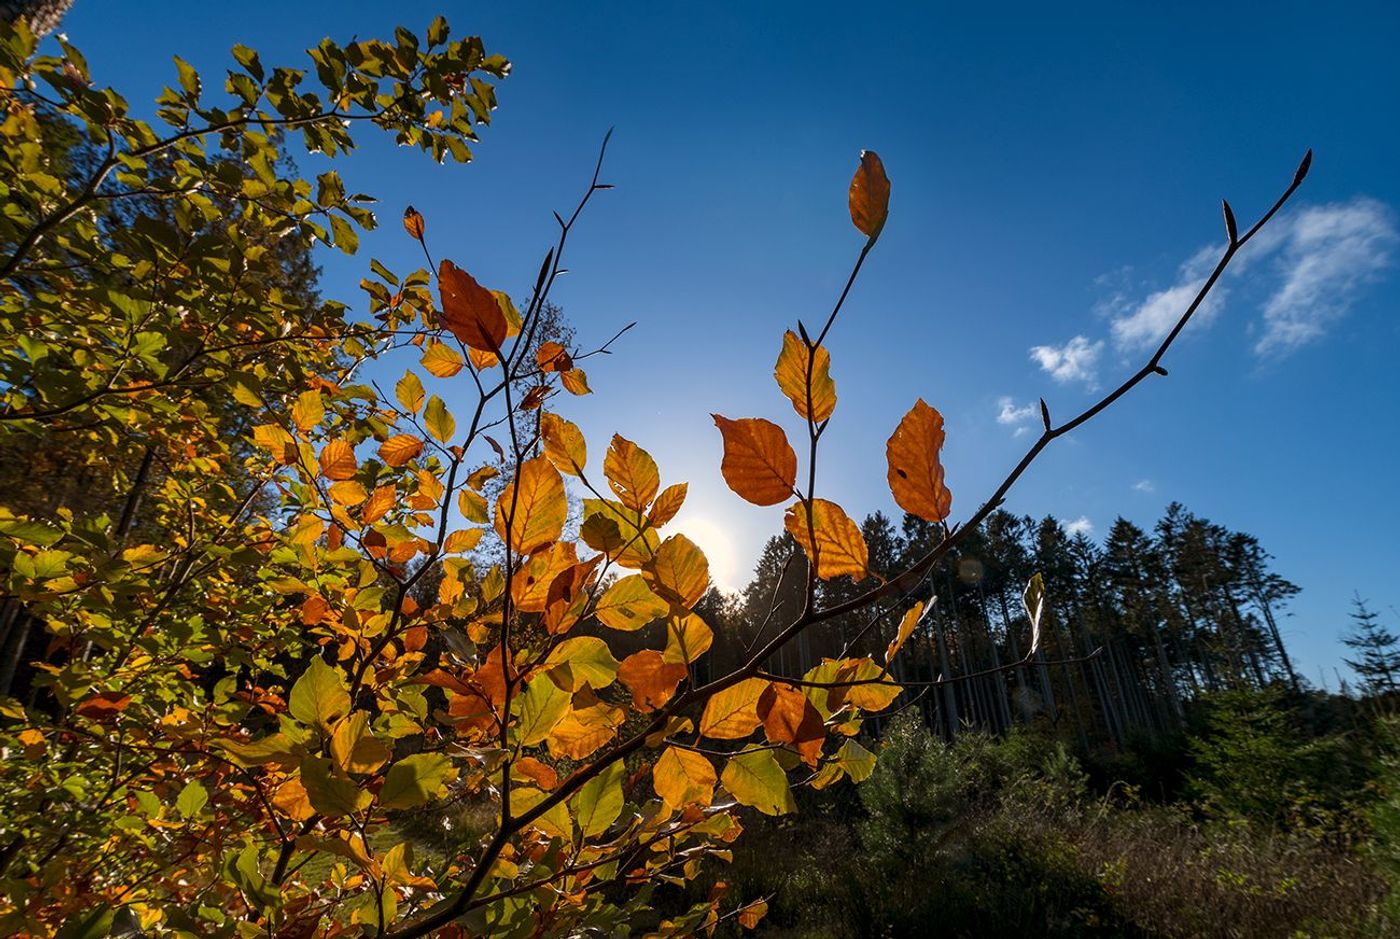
left=699, top=678, right=769, bottom=740
left=540, top=412, right=587, bottom=476
left=886, top=601, right=925, bottom=664
left=544, top=636, right=620, bottom=692
left=663, top=612, right=713, bottom=665
left=395, top=370, right=425, bottom=415
left=378, top=435, right=424, bottom=467
left=603, top=435, right=659, bottom=511
left=330, top=712, right=390, bottom=774
left=713, top=415, right=797, bottom=507
left=645, top=534, right=709, bottom=608
left=424, top=395, right=456, bottom=443
left=546, top=688, right=625, bottom=760
left=783, top=498, right=868, bottom=580
left=403, top=205, right=425, bottom=239
left=848, top=149, right=890, bottom=239
left=594, top=575, right=669, bottom=631
left=648, top=482, right=688, bottom=528
left=421, top=340, right=465, bottom=378
left=318, top=440, right=358, bottom=481
left=493, top=456, right=567, bottom=556
left=443, top=528, right=484, bottom=554
left=457, top=487, right=488, bottom=524
left=774, top=330, right=836, bottom=422
left=291, top=390, right=325, bottom=432
left=560, top=368, right=591, bottom=395
left=654, top=746, right=716, bottom=810
left=328, top=480, right=368, bottom=507
left=885, top=398, right=952, bottom=523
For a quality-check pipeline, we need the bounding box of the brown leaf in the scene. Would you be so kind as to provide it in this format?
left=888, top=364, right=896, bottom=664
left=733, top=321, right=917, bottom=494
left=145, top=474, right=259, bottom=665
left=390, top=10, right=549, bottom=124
left=536, top=341, right=573, bottom=373
left=848, top=149, right=890, bottom=238
left=713, top=415, right=797, bottom=506
left=438, top=259, right=507, bottom=353
left=885, top=398, right=952, bottom=523
left=403, top=205, right=425, bottom=240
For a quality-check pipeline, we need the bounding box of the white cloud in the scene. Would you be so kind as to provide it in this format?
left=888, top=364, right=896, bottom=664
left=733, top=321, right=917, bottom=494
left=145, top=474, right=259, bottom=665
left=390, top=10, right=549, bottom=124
left=1028, top=335, right=1103, bottom=386
left=1109, top=245, right=1225, bottom=351
left=1132, top=479, right=1155, bottom=493
left=1038, top=196, right=1396, bottom=368
left=1254, top=198, right=1397, bottom=357
left=996, top=396, right=1037, bottom=436
left=1064, top=516, right=1094, bottom=537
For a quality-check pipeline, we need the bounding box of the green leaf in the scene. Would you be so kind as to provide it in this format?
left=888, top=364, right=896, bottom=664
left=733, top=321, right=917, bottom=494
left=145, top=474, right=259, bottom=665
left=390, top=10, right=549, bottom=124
left=544, top=636, right=620, bottom=692
left=175, top=779, right=208, bottom=819
left=514, top=676, right=570, bottom=747
left=570, top=759, right=624, bottom=838
left=288, top=657, right=350, bottom=731
left=300, top=755, right=372, bottom=818
left=721, top=748, right=796, bottom=816
left=379, top=753, right=455, bottom=809
left=836, top=739, right=877, bottom=782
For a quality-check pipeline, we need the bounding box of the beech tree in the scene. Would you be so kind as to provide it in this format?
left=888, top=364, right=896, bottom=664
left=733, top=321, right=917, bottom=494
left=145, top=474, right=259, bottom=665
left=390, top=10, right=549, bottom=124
left=0, top=16, right=1310, bottom=939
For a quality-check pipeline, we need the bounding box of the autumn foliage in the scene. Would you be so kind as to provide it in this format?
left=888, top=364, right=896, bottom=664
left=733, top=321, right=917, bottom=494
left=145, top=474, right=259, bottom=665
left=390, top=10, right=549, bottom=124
left=0, top=15, right=1308, bottom=939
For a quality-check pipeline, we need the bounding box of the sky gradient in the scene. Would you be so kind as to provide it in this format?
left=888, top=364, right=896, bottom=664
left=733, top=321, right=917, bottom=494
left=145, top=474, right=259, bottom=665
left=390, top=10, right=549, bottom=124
left=56, top=1, right=1400, bottom=685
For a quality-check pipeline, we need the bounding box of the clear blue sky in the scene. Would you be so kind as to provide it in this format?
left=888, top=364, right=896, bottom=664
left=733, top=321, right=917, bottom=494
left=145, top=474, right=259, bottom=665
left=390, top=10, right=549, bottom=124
left=59, top=1, right=1400, bottom=685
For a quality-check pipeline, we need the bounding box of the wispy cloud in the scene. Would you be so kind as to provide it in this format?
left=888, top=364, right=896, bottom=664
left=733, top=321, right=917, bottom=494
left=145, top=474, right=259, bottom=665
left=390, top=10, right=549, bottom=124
left=996, top=396, right=1037, bottom=436
left=1028, top=196, right=1396, bottom=375
left=1064, top=516, right=1094, bottom=537
left=1254, top=198, right=1397, bottom=356
left=1132, top=479, right=1155, bottom=494
left=1028, top=335, right=1103, bottom=386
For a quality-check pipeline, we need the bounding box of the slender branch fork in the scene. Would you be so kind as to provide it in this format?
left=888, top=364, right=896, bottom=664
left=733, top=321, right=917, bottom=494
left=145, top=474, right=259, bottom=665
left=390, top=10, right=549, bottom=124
left=383, top=152, right=1312, bottom=938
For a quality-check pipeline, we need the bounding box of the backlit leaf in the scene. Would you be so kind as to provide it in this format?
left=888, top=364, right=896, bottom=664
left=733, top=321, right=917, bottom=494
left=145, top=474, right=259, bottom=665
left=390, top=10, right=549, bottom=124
left=1024, top=572, right=1046, bottom=656
left=663, top=612, right=714, bottom=665
left=289, top=657, right=350, bottom=731
left=885, top=399, right=952, bottom=523
left=493, top=456, right=567, bottom=555
left=713, top=415, right=797, bottom=507
left=438, top=259, right=507, bottom=352
left=379, top=435, right=424, bottom=467
left=379, top=753, right=455, bottom=809
left=774, top=330, right=836, bottom=422
left=318, top=440, right=358, bottom=481
left=540, top=412, right=586, bottom=476
left=654, top=746, right=716, bottom=810
left=648, top=482, right=688, bottom=527
left=604, top=435, right=659, bottom=511
left=330, top=712, right=390, bottom=774
left=594, top=575, right=669, bottom=631
left=421, top=341, right=464, bottom=377
left=571, top=758, right=624, bottom=838
left=424, top=395, right=456, bottom=443
left=700, top=678, right=769, bottom=740
left=291, top=390, right=325, bottom=432
left=885, top=600, right=926, bottom=664
left=721, top=748, right=795, bottom=816
left=396, top=370, right=425, bottom=415
left=645, top=534, right=709, bottom=608
left=617, top=650, right=687, bottom=712
left=783, top=498, right=868, bottom=580
left=544, top=636, right=619, bottom=691
left=560, top=368, right=591, bottom=395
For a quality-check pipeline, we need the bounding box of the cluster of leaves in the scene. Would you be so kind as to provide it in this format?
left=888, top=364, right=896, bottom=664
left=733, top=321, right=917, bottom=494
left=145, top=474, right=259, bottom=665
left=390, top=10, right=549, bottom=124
left=0, top=18, right=1015, bottom=939
left=0, top=14, right=1310, bottom=938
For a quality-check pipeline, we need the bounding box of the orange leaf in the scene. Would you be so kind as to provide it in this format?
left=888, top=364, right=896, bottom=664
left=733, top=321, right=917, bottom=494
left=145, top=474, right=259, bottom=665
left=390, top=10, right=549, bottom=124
left=699, top=677, right=769, bottom=740
left=493, top=456, right=568, bottom=556
left=885, top=398, right=952, bottom=523
left=536, top=341, right=572, bottom=372
left=75, top=691, right=131, bottom=721
left=361, top=484, right=395, bottom=524
left=738, top=900, right=769, bottom=930
left=378, top=435, right=424, bottom=467
left=515, top=756, right=558, bottom=790
left=758, top=682, right=825, bottom=765
left=540, top=412, right=587, bottom=477
left=327, top=480, right=367, bottom=507
left=617, top=651, right=687, bottom=713
left=654, top=746, right=716, bottom=810
left=318, top=440, right=358, bottom=481
left=783, top=498, right=868, bottom=580
left=560, top=368, right=591, bottom=395
left=886, top=601, right=926, bottom=664
left=848, top=149, right=890, bottom=239
left=774, top=330, right=836, bottom=422
left=510, top=542, right=579, bottom=613
left=604, top=435, right=660, bottom=511
left=648, top=482, right=688, bottom=528
left=438, top=259, right=507, bottom=353
left=713, top=415, right=797, bottom=507
left=645, top=534, right=709, bottom=609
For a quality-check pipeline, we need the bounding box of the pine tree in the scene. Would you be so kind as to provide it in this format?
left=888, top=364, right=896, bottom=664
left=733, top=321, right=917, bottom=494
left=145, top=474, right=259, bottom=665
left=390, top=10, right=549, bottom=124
left=1342, top=593, right=1400, bottom=696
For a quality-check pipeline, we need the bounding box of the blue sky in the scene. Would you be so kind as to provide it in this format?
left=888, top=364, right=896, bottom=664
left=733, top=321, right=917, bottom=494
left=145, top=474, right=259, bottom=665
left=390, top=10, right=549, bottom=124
left=59, top=1, right=1400, bottom=684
